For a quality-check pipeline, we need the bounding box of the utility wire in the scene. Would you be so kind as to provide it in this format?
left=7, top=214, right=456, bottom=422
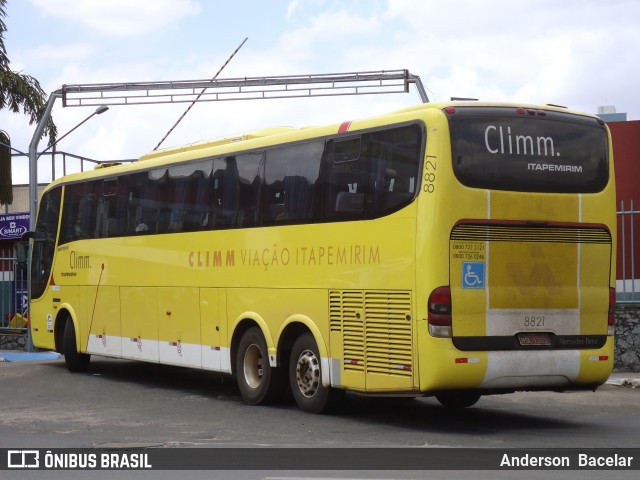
left=153, top=37, right=248, bottom=151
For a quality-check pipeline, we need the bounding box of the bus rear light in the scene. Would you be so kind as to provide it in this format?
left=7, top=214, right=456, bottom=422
left=608, top=287, right=616, bottom=336
left=455, top=357, right=480, bottom=364
left=589, top=355, right=609, bottom=362
left=444, top=107, right=456, bottom=115
left=428, top=286, right=452, bottom=338
left=516, top=108, right=526, bottom=115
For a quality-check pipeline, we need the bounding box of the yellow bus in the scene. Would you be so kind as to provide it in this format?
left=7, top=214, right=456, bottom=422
left=28, top=101, right=616, bottom=413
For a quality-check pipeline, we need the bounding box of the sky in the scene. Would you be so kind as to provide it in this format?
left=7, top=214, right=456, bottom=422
left=2, top=0, right=640, bottom=184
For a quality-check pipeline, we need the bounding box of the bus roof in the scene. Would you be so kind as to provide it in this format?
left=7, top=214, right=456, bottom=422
left=41, top=100, right=602, bottom=190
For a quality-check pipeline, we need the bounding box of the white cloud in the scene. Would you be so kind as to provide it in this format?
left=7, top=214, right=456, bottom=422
left=278, top=6, right=381, bottom=63
left=6, top=0, right=640, bottom=187
left=286, top=0, right=300, bottom=20
left=29, top=0, right=201, bottom=36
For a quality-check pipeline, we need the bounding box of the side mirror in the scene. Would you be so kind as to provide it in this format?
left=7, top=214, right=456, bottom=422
left=21, top=231, right=36, bottom=241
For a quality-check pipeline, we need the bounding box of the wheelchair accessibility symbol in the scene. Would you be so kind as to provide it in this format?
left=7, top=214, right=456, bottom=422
left=462, top=262, right=485, bottom=289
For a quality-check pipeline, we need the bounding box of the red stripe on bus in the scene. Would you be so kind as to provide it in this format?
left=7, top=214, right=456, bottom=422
left=338, top=121, right=352, bottom=133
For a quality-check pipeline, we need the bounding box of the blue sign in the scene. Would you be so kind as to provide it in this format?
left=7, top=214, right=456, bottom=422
left=462, top=262, right=485, bottom=289
left=0, top=212, right=29, bottom=239
left=15, top=288, right=29, bottom=313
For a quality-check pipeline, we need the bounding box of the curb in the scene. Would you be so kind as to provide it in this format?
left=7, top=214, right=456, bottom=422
left=0, top=352, right=61, bottom=362
left=606, top=376, right=640, bottom=388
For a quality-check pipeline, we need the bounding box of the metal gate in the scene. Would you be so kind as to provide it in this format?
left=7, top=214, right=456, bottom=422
left=618, top=200, right=640, bottom=304
left=0, top=243, right=31, bottom=350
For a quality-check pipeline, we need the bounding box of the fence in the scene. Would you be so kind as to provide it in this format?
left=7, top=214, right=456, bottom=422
left=0, top=244, right=31, bottom=350
left=617, top=200, right=640, bottom=304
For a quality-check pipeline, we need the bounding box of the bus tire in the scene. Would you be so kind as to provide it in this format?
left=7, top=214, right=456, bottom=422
left=63, top=319, right=90, bottom=373
left=235, top=327, right=283, bottom=405
left=289, top=332, right=343, bottom=414
left=435, top=391, right=481, bottom=409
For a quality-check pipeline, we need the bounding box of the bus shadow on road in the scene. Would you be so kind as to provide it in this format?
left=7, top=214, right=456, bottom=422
left=335, top=394, right=584, bottom=435
left=46, top=358, right=590, bottom=435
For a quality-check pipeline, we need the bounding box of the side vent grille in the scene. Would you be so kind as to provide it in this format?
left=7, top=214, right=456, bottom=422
left=330, top=290, right=413, bottom=377
left=451, top=223, right=611, bottom=244
left=330, top=290, right=365, bottom=372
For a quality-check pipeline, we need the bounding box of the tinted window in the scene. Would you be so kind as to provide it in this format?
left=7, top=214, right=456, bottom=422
left=53, top=123, right=424, bottom=244
left=31, top=187, right=61, bottom=298
left=126, top=163, right=214, bottom=235
left=264, top=142, right=324, bottom=224
left=60, top=181, right=100, bottom=243
left=449, top=108, right=609, bottom=193
left=213, top=152, right=263, bottom=228
left=324, top=124, right=423, bottom=219
left=166, top=160, right=213, bottom=232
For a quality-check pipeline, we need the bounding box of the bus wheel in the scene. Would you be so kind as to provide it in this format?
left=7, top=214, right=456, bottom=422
left=235, top=327, right=283, bottom=405
left=63, top=319, right=90, bottom=373
left=435, top=391, right=481, bottom=409
left=289, top=332, right=342, bottom=414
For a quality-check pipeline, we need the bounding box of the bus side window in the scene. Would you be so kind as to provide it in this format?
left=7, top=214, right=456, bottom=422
left=284, top=175, right=312, bottom=219
left=126, top=171, right=154, bottom=234
left=334, top=187, right=365, bottom=213
left=60, top=183, right=82, bottom=244
left=76, top=192, right=97, bottom=239
left=99, top=178, right=126, bottom=238
left=235, top=152, right=263, bottom=228
left=185, top=168, right=213, bottom=231
left=264, top=142, right=322, bottom=224
left=368, top=124, right=422, bottom=215
left=167, top=160, right=213, bottom=232
left=325, top=136, right=367, bottom=218
left=213, top=157, right=240, bottom=227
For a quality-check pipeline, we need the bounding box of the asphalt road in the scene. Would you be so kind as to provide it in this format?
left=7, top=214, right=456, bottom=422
left=1, top=356, right=639, bottom=480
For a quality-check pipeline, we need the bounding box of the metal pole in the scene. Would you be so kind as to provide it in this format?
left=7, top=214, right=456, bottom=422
left=631, top=199, right=636, bottom=301
left=621, top=201, right=627, bottom=299
left=28, top=90, right=61, bottom=229
left=408, top=73, right=429, bottom=103
left=154, top=37, right=248, bottom=151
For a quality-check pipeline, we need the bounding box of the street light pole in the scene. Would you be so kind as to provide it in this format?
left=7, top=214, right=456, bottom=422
left=37, top=105, right=109, bottom=159
left=28, top=97, right=108, bottom=228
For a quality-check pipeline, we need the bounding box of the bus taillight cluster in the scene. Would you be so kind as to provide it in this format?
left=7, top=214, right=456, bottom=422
left=428, top=286, right=452, bottom=338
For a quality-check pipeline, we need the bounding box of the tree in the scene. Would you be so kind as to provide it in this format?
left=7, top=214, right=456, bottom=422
left=0, top=0, right=57, bottom=205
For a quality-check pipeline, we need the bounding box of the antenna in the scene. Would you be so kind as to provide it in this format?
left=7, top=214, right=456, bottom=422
left=153, top=37, right=248, bottom=151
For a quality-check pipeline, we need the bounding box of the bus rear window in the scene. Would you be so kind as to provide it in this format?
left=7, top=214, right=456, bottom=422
left=448, top=108, right=609, bottom=193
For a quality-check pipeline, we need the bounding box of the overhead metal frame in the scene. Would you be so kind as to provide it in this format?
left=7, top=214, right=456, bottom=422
left=60, top=70, right=428, bottom=107
left=29, top=69, right=428, bottom=226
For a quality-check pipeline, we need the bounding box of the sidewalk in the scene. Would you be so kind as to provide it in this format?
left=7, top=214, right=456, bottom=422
left=606, top=373, right=640, bottom=388
left=0, top=351, right=61, bottom=362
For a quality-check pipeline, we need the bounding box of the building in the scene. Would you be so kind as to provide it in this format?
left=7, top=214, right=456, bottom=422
left=598, top=105, right=628, bottom=123
left=0, top=185, right=47, bottom=250
left=607, top=118, right=640, bottom=300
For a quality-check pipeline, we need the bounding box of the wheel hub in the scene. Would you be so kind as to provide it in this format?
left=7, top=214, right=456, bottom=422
left=296, top=349, right=320, bottom=398
left=243, top=343, right=264, bottom=389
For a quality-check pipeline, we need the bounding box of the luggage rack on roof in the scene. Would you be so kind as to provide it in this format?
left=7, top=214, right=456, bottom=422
left=59, top=70, right=428, bottom=107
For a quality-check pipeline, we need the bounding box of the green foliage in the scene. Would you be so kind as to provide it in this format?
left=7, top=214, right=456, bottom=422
left=0, top=0, right=59, bottom=204
left=0, top=0, right=8, bottom=70
left=0, top=129, right=12, bottom=205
